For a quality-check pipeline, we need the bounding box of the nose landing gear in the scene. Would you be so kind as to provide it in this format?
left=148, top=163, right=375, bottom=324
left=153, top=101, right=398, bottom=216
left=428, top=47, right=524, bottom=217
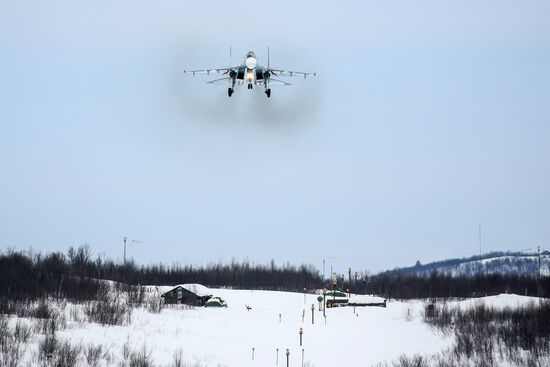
left=265, top=88, right=271, bottom=98
left=227, top=88, right=234, bottom=97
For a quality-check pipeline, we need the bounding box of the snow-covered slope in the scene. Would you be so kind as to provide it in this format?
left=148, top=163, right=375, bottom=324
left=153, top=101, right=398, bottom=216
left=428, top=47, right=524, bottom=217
left=386, top=252, right=550, bottom=277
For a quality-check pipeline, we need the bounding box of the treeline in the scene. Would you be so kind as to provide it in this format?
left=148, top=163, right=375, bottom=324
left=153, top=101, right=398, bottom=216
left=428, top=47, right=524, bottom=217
left=0, top=245, right=323, bottom=302
left=2, top=245, right=550, bottom=303
left=362, top=271, right=550, bottom=299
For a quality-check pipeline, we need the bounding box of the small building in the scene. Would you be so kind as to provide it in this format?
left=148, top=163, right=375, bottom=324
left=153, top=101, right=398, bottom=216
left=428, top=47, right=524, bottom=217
left=161, top=284, right=212, bottom=306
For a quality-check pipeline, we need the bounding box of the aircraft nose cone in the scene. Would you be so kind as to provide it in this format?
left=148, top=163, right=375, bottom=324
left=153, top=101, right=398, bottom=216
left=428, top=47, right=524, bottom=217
left=245, top=57, right=257, bottom=70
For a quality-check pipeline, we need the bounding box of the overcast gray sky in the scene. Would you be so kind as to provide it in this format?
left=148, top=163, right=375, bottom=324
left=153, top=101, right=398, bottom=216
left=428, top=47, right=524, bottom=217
left=1, top=0, right=549, bottom=274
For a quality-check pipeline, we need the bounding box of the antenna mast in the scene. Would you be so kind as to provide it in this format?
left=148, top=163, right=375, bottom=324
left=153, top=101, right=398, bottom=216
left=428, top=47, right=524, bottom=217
left=478, top=224, right=482, bottom=256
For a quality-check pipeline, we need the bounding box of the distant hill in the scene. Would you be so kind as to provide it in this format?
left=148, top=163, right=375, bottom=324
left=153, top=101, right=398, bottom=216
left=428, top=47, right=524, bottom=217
left=380, top=251, right=550, bottom=278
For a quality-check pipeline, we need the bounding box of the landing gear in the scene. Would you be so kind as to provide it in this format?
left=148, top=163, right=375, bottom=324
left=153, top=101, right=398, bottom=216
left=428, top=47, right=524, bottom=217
left=228, top=76, right=236, bottom=98
left=247, top=84, right=253, bottom=90
left=265, top=88, right=271, bottom=98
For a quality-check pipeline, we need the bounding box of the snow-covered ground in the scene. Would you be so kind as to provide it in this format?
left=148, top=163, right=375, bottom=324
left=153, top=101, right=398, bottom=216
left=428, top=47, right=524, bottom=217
left=449, top=293, right=539, bottom=310
left=4, top=289, right=543, bottom=366
left=57, top=288, right=450, bottom=366
left=437, top=254, right=550, bottom=277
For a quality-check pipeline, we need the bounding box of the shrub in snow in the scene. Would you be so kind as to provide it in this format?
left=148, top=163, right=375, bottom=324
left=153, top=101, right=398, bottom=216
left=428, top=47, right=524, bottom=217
left=171, top=349, right=184, bottom=367
left=0, top=316, right=24, bottom=367
left=114, top=343, right=154, bottom=367
left=85, top=344, right=105, bottom=367
left=84, top=284, right=131, bottom=326
left=32, top=298, right=54, bottom=319
left=38, top=332, right=83, bottom=367
left=421, top=300, right=550, bottom=366
left=55, top=340, right=82, bottom=367
left=38, top=332, right=58, bottom=361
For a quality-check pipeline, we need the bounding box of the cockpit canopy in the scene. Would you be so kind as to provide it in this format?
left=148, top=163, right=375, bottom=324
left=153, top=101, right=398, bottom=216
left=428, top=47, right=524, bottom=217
left=246, top=51, right=256, bottom=59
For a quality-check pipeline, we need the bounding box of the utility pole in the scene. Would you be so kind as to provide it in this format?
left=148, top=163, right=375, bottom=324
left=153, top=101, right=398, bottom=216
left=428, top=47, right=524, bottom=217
left=538, top=245, right=541, bottom=299
left=123, top=236, right=127, bottom=283
left=348, top=268, right=352, bottom=298
left=478, top=224, right=482, bottom=256
left=538, top=245, right=541, bottom=278
left=123, top=236, right=127, bottom=268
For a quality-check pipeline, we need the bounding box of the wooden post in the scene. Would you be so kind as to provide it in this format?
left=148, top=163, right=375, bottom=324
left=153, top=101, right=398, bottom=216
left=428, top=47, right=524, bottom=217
left=276, top=348, right=279, bottom=366
left=303, top=288, right=306, bottom=304
left=252, top=347, right=255, bottom=361
left=322, top=288, right=327, bottom=318
left=302, top=309, right=305, bottom=322
left=311, top=304, right=315, bottom=324
left=286, top=349, right=290, bottom=367
left=301, top=348, right=304, bottom=367
left=279, top=313, right=282, bottom=323
left=299, top=327, right=303, bottom=346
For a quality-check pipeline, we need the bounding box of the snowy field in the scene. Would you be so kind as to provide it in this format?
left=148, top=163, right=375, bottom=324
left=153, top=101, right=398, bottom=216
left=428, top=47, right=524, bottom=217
left=62, top=288, right=449, bottom=366
left=3, top=287, right=542, bottom=367
left=68, top=290, right=449, bottom=367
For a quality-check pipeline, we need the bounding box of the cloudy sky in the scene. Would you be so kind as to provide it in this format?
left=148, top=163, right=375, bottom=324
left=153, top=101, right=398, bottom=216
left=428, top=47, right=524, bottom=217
left=1, top=1, right=549, bottom=274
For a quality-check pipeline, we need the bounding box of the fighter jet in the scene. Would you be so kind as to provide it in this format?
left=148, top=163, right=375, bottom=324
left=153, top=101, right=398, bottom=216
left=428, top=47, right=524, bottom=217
left=183, top=49, right=315, bottom=98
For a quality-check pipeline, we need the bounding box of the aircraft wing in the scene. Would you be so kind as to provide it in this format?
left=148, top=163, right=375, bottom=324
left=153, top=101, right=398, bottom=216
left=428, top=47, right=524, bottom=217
left=268, top=78, right=292, bottom=86
left=183, top=68, right=232, bottom=76
left=269, top=69, right=316, bottom=79
left=206, top=77, right=230, bottom=85
left=257, top=78, right=292, bottom=87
